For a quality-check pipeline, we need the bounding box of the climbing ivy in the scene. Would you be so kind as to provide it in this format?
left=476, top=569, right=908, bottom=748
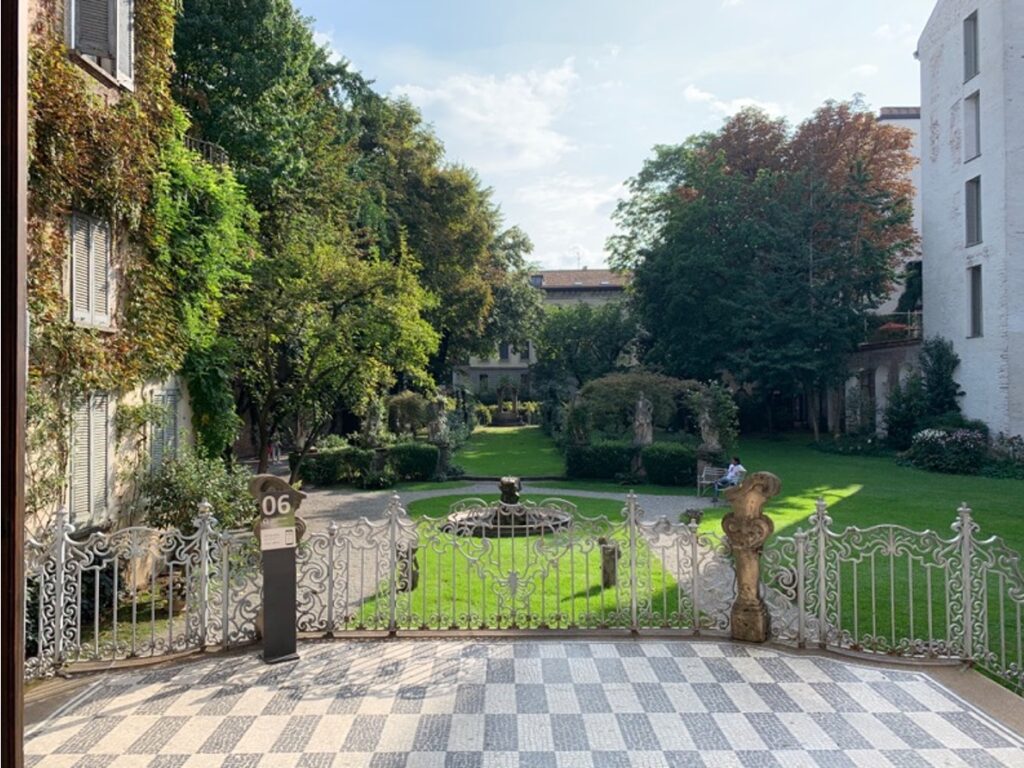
left=26, top=0, right=258, bottom=522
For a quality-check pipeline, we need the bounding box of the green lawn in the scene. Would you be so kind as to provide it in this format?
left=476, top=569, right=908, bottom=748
left=455, top=426, right=564, bottom=477
left=735, top=435, right=1024, bottom=552
left=358, top=494, right=685, bottom=630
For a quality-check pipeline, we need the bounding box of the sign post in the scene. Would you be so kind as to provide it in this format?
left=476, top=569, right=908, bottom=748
left=249, top=475, right=306, bottom=664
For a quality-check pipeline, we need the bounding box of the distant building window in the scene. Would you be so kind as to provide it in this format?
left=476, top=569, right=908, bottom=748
left=968, top=265, right=983, bottom=337
left=70, top=212, right=113, bottom=328
left=479, top=374, right=489, bottom=393
left=965, top=176, right=982, bottom=246
left=529, top=275, right=543, bottom=287
left=499, top=342, right=510, bottom=361
left=69, top=0, right=135, bottom=88
left=70, top=393, right=110, bottom=525
left=964, top=91, right=980, bottom=160
left=964, top=11, right=979, bottom=81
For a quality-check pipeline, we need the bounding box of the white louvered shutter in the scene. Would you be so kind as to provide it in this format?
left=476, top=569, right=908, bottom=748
left=70, top=399, right=92, bottom=523
left=150, top=391, right=180, bottom=469
left=114, top=0, right=134, bottom=86
left=91, top=395, right=110, bottom=520
left=74, top=0, right=114, bottom=59
left=71, top=214, right=92, bottom=324
left=91, top=220, right=111, bottom=325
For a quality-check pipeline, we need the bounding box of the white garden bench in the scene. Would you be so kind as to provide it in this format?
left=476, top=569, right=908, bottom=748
left=697, top=466, right=746, bottom=496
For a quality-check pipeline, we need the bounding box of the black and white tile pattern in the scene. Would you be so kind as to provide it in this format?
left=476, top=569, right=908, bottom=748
left=25, top=640, right=1024, bottom=767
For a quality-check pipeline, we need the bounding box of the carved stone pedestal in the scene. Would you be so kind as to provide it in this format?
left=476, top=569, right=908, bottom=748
left=721, top=471, right=781, bottom=643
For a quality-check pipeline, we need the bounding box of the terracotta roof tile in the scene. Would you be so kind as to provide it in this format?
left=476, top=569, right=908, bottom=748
left=532, top=269, right=630, bottom=289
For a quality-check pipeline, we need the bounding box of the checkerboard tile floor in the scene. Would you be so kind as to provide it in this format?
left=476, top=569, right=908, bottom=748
left=25, top=639, right=1024, bottom=767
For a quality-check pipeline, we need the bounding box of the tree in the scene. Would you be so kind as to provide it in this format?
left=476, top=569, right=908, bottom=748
left=532, top=302, right=639, bottom=390
left=229, top=216, right=436, bottom=477
left=610, top=102, right=918, bottom=438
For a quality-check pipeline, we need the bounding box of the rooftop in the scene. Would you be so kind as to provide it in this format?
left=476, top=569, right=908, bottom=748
left=531, top=268, right=630, bottom=290
left=878, top=106, right=921, bottom=120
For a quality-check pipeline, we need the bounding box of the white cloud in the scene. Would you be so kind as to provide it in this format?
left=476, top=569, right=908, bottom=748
left=684, top=83, right=783, bottom=117
left=874, top=22, right=919, bottom=49
left=721, top=0, right=744, bottom=6
left=313, top=30, right=347, bottom=66
left=851, top=64, right=880, bottom=77
left=394, top=59, right=579, bottom=173
left=511, top=174, right=624, bottom=269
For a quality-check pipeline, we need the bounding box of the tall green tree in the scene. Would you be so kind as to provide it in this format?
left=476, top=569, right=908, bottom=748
left=611, top=102, right=918, bottom=437
left=532, top=302, right=639, bottom=391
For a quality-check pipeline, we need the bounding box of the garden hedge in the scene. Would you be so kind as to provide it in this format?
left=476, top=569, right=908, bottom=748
left=641, top=442, right=697, bottom=486
left=565, top=440, right=634, bottom=479
left=388, top=442, right=439, bottom=481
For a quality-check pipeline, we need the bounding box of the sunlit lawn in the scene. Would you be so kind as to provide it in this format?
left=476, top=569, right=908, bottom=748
left=359, top=494, right=682, bottom=629
left=456, top=425, right=564, bottom=477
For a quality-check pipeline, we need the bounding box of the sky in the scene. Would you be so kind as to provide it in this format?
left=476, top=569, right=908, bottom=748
left=296, top=0, right=937, bottom=270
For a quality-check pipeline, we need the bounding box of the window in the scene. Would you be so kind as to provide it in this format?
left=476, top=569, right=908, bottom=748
left=499, top=342, right=510, bottom=361
left=70, top=393, right=110, bottom=524
left=965, top=177, right=982, bottom=246
left=478, top=374, right=489, bottom=393
left=150, top=389, right=180, bottom=470
left=964, top=11, right=979, bottom=81
left=69, top=0, right=134, bottom=87
left=969, top=265, right=983, bottom=337
left=964, top=91, right=980, bottom=160
left=70, top=212, right=112, bottom=327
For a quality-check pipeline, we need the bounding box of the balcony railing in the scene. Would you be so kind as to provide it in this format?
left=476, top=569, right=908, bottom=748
left=861, top=311, right=922, bottom=347
left=184, top=135, right=229, bottom=166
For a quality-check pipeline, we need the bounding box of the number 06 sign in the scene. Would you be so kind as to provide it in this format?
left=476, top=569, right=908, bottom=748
left=249, top=475, right=307, bottom=551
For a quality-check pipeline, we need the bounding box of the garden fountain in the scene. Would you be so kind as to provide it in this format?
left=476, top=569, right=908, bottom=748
left=443, top=477, right=573, bottom=537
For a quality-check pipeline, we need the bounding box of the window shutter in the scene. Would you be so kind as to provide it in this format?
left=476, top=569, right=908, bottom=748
left=91, top=220, right=111, bottom=324
left=74, top=0, right=114, bottom=59
left=151, top=391, right=180, bottom=469
left=71, top=214, right=91, bottom=324
left=70, top=399, right=92, bottom=523
left=91, top=394, right=109, bottom=520
left=114, top=0, right=134, bottom=86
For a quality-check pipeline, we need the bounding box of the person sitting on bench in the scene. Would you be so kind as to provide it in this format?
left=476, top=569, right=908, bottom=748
left=712, top=456, right=746, bottom=502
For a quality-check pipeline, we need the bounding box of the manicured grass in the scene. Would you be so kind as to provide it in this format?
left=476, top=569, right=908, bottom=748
left=395, top=480, right=473, bottom=492
left=359, top=494, right=681, bottom=630
left=531, top=479, right=696, bottom=496
left=455, top=426, right=564, bottom=477
left=735, top=435, right=1024, bottom=552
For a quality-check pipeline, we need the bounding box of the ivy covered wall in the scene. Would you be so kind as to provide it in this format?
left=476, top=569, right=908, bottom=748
left=27, top=0, right=258, bottom=522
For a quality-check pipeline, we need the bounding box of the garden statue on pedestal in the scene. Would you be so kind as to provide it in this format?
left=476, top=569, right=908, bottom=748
left=633, top=391, right=654, bottom=447
left=632, top=391, right=654, bottom=477
left=427, top=393, right=452, bottom=478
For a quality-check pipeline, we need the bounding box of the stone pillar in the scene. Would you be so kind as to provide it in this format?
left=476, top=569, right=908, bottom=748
left=721, top=471, right=781, bottom=643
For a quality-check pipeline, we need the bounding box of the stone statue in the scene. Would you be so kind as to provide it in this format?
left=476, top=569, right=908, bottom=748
left=361, top=396, right=386, bottom=448
left=633, top=391, right=654, bottom=447
left=499, top=476, right=522, bottom=505
left=720, top=471, right=781, bottom=643
left=427, top=394, right=449, bottom=445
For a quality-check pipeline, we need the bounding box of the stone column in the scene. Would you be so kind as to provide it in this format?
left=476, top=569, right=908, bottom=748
left=721, top=471, right=781, bottom=643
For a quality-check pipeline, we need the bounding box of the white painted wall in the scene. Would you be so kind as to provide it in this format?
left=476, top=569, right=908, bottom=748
left=919, top=0, right=1024, bottom=436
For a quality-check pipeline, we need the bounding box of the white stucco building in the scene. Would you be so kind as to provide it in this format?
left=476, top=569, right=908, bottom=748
left=918, top=0, right=1024, bottom=437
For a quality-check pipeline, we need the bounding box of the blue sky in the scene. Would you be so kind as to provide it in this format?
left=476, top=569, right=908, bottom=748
left=297, top=0, right=936, bottom=270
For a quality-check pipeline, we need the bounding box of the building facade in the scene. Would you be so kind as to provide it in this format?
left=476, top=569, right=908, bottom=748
left=841, top=107, right=924, bottom=436
left=918, top=0, right=1024, bottom=437
left=453, top=268, right=629, bottom=398
left=26, top=0, right=209, bottom=530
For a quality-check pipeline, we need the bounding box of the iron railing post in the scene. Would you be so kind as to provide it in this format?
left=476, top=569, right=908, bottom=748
left=689, top=520, right=700, bottom=633
left=628, top=494, right=639, bottom=632
left=219, top=532, right=230, bottom=649
left=52, top=507, right=69, bottom=671
left=326, top=521, right=337, bottom=636
left=958, top=503, right=975, bottom=663
left=795, top=527, right=807, bottom=648
left=387, top=495, right=400, bottom=634
left=815, top=497, right=830, bottom=648
left=195, top=500, right=213, bottom=649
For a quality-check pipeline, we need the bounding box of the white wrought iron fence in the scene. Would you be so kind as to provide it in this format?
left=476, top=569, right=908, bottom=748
left=763, top=499, right=1024, bottom=693
left=24, top=494, right=1024, bottom=695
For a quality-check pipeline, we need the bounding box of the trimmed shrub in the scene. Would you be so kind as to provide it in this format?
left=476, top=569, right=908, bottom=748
left=128, top=453, right=256, bottom=531
left=905, top=428, right=987, bottom=474
left=641, top=442, right=697, bottom=486
left=474, top=403, right=492, bottom=426
left=566, top=440, right=634, bottom=479
left=388, top=391, right=430, bottom=436
left=295, top=446, right=374, bottom=486
left=388, top=442, right=439, bottom=481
